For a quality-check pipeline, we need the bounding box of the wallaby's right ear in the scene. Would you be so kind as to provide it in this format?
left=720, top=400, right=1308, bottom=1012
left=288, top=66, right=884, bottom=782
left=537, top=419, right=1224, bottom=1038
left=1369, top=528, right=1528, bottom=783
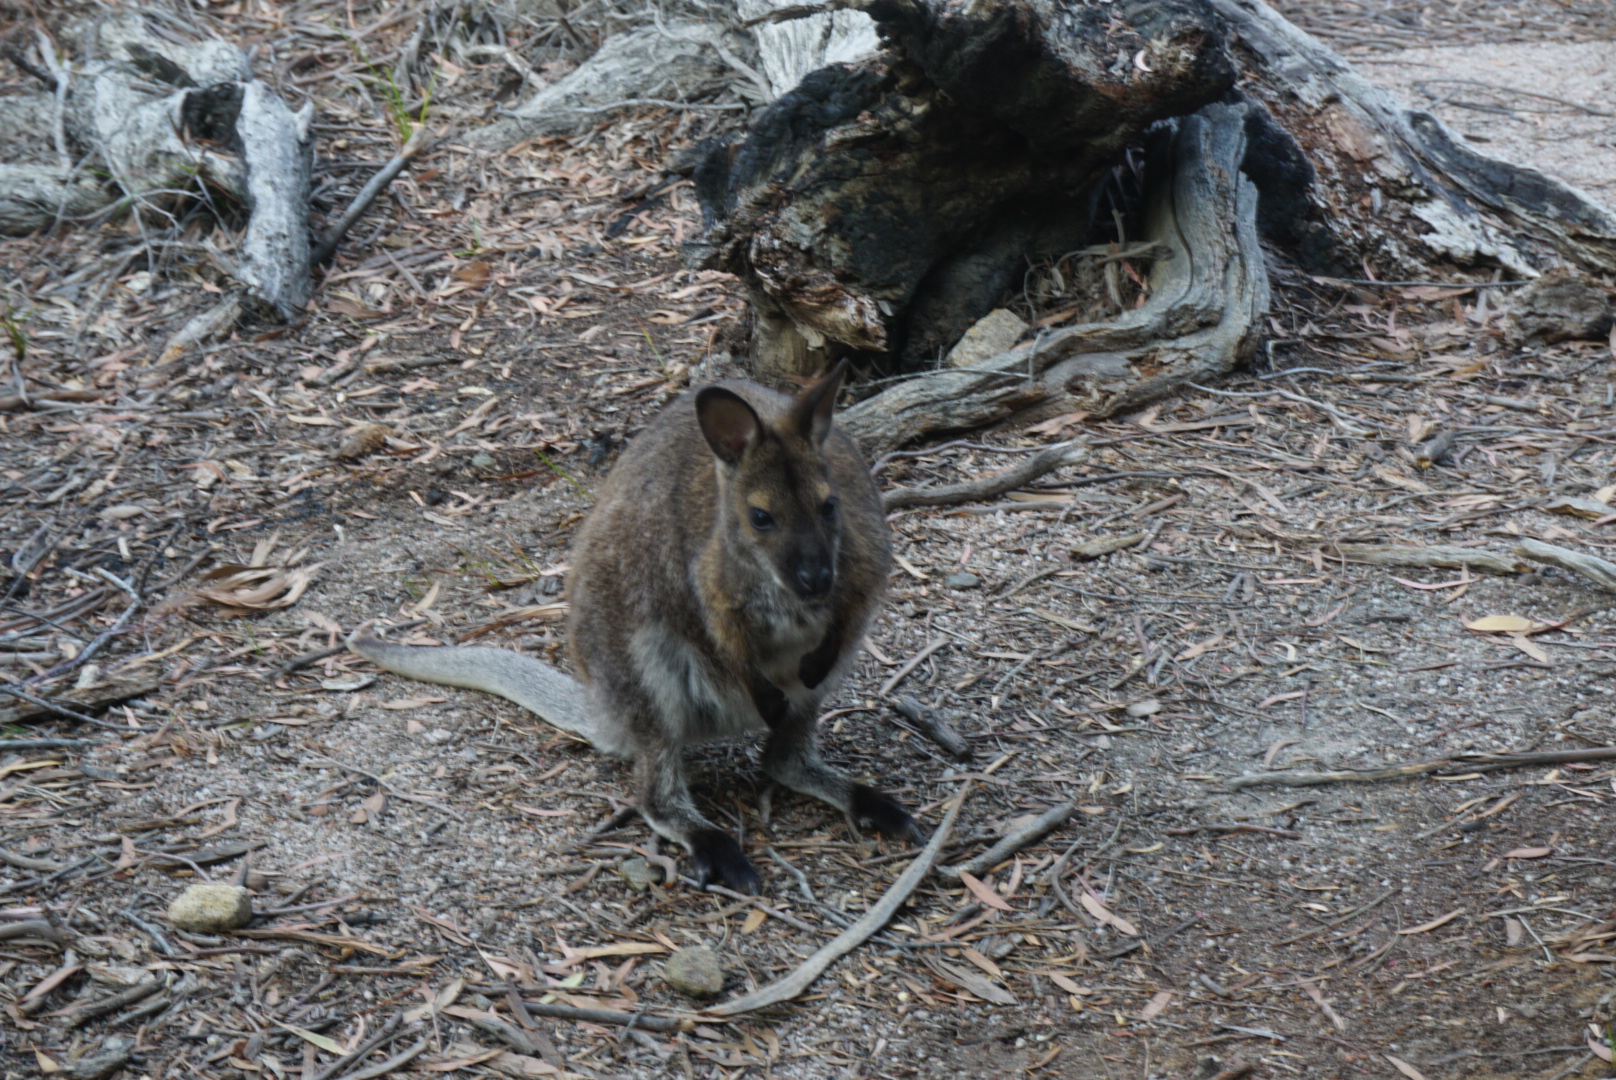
left=696, top=387, right=764, bottom=466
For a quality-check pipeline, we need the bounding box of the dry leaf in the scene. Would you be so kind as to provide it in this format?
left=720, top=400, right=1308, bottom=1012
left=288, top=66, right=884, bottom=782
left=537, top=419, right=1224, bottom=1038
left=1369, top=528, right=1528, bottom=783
left=960, top=947, right=1003, bottom=980
left=1386, top=1055, right=1429, bottom=1080
left=334, top=423, right=392, bottom=461
left=1506, top=632, right=1550, bottom=664
left=1591, top=1028, right=1614, bottom=1064
left=1026, top=411, right=1088, bottom=437
left=1503, top=846, right=1552, bottom=859
left=1139, top=990, right=1173, bottom=1020
left=958, top=871, right=1013, bottom=912
left=1504, top=917, right=1524, bottom=946
left=1071, top=533, right=1145, bottom=560
left=1078, top=892, right=1139, bottom=936
left=1464, top=614, right=1535, bottom=633
left=1398, top=908, right=1464, bottom=935
left=1373, top=464, right=1432, bottom=493
left=454, top=262, right=492, bottom=285
left=1545, top=495, right=1613, bottom=520
left=927, top=958, right=1016, bottom=1005
left=741, top=909, right=767, bottom=934
left=1047, top=973, right=1088, bottom=995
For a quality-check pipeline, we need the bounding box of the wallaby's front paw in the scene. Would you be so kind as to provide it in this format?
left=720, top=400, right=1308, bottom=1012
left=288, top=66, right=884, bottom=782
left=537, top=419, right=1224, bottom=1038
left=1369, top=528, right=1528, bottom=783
left=851, top=784, right=924, bottom=845
left=688, top=828, right=762, bottom=895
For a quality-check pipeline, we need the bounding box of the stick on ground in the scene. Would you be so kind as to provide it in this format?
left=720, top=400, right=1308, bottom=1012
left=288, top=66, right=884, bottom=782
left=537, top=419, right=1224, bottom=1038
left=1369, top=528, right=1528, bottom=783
left=934, top=797, right=1078, bottom=882
left=882, top=443, right=1088, bottom=510
left=1225, top=746, right=1616, bottom=790
left=890, top=694, right=971, bottom=760
left=704, top=783, right=970, bottom=1016
left=1515, top=538, right=1616, bottom=593
left=309, top=126, right=432, bottom=269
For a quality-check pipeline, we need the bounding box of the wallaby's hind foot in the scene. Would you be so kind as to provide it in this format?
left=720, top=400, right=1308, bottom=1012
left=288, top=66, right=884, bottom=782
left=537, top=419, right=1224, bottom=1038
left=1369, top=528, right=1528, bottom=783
left=635, top=747, right=762, bottom=894
left=851, top=784, right=924, bottom=845
left=686, top=828, right=761, bottom=895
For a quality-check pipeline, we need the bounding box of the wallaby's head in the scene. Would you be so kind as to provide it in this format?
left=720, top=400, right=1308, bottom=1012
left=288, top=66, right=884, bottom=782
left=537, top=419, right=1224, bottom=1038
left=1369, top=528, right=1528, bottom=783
left=696, top=362, right=850, bottom=602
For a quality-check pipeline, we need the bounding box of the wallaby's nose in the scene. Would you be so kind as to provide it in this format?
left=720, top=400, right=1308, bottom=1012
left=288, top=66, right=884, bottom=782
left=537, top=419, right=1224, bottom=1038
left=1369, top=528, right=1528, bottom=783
left=794, top=560, right=835, bottom=599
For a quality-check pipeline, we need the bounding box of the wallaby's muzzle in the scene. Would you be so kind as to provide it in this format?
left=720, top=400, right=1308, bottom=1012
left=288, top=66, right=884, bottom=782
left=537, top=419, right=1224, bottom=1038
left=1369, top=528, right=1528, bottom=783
left=791, top=554, right=835, bottom=599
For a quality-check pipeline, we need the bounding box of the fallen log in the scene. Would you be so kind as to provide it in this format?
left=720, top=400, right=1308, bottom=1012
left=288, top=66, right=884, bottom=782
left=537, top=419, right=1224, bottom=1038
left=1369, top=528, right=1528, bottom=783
left=689, top=0, right=1616, bottom=450
left=1, top=13, right=313, bottom=320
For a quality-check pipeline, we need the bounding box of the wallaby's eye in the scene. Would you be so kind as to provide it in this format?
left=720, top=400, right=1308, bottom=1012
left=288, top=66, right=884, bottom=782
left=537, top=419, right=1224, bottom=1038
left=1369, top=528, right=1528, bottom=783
left=748, top=507, right=776, bottom=531
left=821, top=497, right=839, bottom=522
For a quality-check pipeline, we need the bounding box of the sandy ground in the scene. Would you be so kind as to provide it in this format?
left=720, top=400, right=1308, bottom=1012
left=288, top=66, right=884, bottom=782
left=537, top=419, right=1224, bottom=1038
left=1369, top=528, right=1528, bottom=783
left=1360, top=40, right=1616, bottom=201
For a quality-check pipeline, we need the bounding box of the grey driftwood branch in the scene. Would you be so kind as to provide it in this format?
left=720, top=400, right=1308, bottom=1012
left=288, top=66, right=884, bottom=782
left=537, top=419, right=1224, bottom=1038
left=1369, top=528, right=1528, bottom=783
left=933, top=797, right=1079, bottom=882
left=890, top=694, right=971, bottom=760
left=1514, top=539, right=1616, bottom=593
left=1224, top=747, right=1616, bottom=790
left=881, top=442, right=1087, bottom=510
left=704, top=783, right=969, bottom=1016
left=1333, top=543, right=1525, bottom=575
left=0, top=13, right=313, bottom=320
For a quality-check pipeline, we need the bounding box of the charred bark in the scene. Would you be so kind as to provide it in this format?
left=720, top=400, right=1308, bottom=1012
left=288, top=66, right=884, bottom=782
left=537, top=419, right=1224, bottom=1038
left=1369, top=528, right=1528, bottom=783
left=691, top=0, right=1616, bottom=451
left=690, top=0, right=1239, bottom=378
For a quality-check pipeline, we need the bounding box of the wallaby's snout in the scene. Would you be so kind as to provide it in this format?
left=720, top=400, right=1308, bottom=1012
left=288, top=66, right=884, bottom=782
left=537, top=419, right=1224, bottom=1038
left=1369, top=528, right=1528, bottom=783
left=791, top=548, right=835, bottom=599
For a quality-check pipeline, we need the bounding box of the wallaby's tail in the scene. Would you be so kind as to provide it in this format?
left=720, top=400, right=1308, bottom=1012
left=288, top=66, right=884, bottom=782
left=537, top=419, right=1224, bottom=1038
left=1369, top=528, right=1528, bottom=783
left=349, top=634, right=610, bottom=752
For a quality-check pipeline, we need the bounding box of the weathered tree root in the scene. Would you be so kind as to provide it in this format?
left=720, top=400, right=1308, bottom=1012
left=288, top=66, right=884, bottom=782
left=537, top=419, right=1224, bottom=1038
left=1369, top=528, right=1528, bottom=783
left=0, top=13, right=313, bottom=320
left=1224, top=747, right=1616, bottom=791
left=882, top=442, right=1087, bottom=510
left=1514, top=539, right=1616, bottom=594
left=1208, top=0, right=1616, bottom=277
left=840, top=102, right=1268, bottom=453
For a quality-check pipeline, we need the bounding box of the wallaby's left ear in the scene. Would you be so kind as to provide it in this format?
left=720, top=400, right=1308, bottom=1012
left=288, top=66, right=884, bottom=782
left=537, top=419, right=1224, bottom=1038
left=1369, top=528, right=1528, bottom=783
left=790, top=358, right=848, bottom=447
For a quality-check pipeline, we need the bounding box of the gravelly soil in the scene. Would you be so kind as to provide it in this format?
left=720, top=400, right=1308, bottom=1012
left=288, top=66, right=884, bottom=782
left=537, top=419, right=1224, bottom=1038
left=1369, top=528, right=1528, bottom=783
left=2, top=5, right=1615, bottom=1080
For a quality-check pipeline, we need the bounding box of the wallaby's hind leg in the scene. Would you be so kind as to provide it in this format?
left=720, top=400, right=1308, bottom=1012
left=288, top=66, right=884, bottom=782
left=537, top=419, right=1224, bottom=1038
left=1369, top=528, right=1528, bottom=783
left=633, top=745, right=761, bottom=895
left=761, top=715, right=922, bottom=843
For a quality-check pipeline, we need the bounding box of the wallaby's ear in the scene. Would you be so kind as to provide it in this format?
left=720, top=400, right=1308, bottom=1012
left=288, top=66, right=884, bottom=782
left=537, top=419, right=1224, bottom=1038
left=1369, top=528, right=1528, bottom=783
left=696, top=386, right=764, bottom=466
left=790, top=358, right=848, bottom=447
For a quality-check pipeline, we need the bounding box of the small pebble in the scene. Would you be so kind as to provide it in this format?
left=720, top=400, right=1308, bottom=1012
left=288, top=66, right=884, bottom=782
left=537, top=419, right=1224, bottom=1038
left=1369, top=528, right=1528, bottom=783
left=618, top=857, right=661, bottom=892
left=663, top=945, right=726, bottom=998
left=168, top=883, right=253, bottom=933
left=944, top=572, right=980, bottom=590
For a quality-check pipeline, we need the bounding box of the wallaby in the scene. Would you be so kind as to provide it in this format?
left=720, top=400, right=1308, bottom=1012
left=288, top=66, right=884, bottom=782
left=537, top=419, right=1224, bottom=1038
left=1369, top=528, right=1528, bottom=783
left=350, top=361, right=916, bottom=894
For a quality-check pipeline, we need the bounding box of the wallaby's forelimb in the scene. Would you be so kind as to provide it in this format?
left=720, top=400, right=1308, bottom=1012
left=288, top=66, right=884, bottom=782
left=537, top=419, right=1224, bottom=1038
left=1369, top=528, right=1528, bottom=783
left=761, top=712, right=921, bottom=843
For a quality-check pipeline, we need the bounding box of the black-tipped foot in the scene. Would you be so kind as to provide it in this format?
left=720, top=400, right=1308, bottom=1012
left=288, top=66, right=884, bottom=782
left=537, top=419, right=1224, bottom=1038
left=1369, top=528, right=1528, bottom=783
left=851, top=784, right=923, bottom=844
left=688, top=828, right=761, bottom=895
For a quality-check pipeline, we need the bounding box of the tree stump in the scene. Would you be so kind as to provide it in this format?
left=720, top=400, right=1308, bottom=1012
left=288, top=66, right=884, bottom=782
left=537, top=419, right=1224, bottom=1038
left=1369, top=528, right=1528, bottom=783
left=691, top=0, right=1616, bottom=451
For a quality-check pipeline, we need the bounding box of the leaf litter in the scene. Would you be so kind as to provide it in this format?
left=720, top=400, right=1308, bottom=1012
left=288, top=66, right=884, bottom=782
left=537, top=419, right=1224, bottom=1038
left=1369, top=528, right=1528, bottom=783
left=1, top=0, right=1616, bottom=1078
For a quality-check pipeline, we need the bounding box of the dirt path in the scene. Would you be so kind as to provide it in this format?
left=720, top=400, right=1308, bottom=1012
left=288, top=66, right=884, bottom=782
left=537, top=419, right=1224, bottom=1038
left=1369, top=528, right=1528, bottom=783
left=2, top=9, right=1615, bottom=1080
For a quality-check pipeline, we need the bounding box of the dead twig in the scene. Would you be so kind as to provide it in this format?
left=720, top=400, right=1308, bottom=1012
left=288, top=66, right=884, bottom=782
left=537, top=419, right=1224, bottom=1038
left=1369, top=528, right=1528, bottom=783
left=890, top=694, right=971, bottom=760
left=1225, top=747, right=1616, bottom=790
left=340, top=1037, right=427, bottom=1080
left=515, top=1000, right=694, bottom=1033
left=877, top=638, right=948, bottom=697
left=1335, top=543, right=1523, bottom=575
left=704, top=783, right=970, bottom=1016
left=1515, top=539, right=1616, bottom=593
left=883, top=443, right=1088, bottom=510
left=310, top=126, right=434, bottom=269
left=935, top=797, right=1078, bottom=882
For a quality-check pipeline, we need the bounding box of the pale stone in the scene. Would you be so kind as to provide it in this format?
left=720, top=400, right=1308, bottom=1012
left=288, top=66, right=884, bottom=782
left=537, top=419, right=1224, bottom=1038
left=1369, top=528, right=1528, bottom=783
left=944, top=308, right=1028, bottom=368
left=167, top=883, right=252, bottom=933
left=664, top=946, right=726, bottom=997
